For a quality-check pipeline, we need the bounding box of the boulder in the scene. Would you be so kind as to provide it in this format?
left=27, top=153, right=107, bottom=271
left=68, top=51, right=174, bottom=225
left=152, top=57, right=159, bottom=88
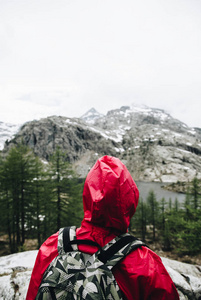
left=0, top=250, right=200, bottom=299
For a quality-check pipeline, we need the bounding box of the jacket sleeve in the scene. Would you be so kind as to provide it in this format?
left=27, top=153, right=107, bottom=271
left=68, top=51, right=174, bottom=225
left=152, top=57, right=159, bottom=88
left=113, top=247, right=179, bottom=300
left=26, top=232, right=59, bottom=300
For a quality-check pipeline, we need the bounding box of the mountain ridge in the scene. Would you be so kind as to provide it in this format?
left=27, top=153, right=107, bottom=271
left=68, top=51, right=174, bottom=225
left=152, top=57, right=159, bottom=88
left=1, top=104, right=201, bottom=183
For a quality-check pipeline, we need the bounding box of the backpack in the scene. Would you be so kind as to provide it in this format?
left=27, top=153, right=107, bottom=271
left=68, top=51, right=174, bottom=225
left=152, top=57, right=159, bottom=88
left=36, top=226, right=146, bottom=300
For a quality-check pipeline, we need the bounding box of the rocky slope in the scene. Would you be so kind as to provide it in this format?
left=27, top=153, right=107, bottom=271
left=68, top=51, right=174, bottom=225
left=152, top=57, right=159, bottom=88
left=0, top=250, right=200, bottom=299
left=2, top=104, right=201, bottom=182
left=2, top=116, right=120, bottom=177
left=90, top=105, right=201, bottom=182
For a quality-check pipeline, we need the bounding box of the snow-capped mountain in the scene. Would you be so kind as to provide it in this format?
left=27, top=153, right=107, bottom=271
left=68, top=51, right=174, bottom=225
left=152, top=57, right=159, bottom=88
left=2, top=104, right=201, bottom=183
left=89, top=105, right=201, bottom=182
left=80, top=107, right=104, bottom=124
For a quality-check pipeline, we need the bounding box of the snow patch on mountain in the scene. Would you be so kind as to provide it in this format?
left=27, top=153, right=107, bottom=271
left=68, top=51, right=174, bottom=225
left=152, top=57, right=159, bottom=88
left=130, top=103, right=170, bottom=120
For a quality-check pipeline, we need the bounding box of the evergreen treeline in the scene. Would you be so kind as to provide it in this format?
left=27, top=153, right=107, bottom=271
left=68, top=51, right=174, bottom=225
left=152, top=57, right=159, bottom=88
left=0, top=144, right=84, bottom=253
left=132, top=178, right=201, bottom=256
left=1, top=143, right=201, bottom=257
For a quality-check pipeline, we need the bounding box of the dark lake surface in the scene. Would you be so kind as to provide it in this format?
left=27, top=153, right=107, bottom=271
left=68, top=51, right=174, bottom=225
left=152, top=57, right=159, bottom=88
left=136, top=181, right=186, bottom=204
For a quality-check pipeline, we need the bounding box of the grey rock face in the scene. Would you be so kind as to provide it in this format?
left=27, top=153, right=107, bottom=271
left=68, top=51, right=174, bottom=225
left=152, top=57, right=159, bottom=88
left=161, top=257, right=201, bottom=299
left=2, top=116, right=119, bottom=171
left=91, top=105, right=201, bottom=182
left=2, top=104, right=201, bottom=182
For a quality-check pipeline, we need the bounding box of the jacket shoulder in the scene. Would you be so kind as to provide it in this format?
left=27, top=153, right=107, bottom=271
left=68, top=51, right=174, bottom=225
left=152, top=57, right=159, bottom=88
left=26, top=232, right=59, bottom=300
left=114, top=246, right=179, bottom=299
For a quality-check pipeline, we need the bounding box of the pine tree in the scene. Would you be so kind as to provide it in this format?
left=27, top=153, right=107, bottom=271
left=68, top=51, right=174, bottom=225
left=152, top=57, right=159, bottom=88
left=29, top=156, right=45, bottom=247
left=47, top=147, right=83, bottom=232
left=159, top=197, right=166, bottom=232
left=0, top=143, right=44, bottom=252
left=147, top=190, right=158, bottom=241
left=174, top=197, right=179, bottom=212
left=168, top=197, right=172, bottom=211
left=184, top=191, right=191, bottom=220
left=190, top=177, right=200, bottom=210
left=139, top=198, right=147, bottom=241
left=130, top=197, right=147, bottom=241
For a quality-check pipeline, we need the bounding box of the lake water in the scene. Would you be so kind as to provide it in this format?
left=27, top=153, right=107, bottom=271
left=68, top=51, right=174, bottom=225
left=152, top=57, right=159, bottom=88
left=136, top=181, right=186, bottom=204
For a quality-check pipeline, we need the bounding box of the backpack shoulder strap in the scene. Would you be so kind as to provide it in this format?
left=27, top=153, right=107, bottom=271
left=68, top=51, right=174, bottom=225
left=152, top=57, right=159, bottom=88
left=58, top=226, right=102, bottom=254
left=58, top=226, right=77, bottom=255
left=98, top=233, right=147, bottom=269
left=58, top=228, right=147, bottom=269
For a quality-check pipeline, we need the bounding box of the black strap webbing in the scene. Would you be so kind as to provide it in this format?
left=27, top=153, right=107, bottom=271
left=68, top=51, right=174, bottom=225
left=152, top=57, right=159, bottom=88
left=69, top=239, right=102, bottom=249
left=62, top=227, right=146, bottom=265
left=63, top=227, right=102, bottom=253
left=63, top=226, right=72, bottom=252
left=98, top=235, right=145, bottom=263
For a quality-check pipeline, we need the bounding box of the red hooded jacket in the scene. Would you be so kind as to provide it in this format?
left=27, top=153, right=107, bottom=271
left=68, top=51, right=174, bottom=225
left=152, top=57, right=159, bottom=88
left=26, top=156, right=179, bottom=300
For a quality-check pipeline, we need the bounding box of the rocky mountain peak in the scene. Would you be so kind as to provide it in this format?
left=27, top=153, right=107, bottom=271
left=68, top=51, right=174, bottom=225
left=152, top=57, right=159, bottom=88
left=1, top=104, right=201, bottom=183
left=80, top=107, right=104, bottom=124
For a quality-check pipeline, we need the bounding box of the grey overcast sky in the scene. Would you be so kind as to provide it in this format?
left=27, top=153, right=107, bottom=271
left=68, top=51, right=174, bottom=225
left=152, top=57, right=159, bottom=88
left=0, top=0, right=201, bottom=127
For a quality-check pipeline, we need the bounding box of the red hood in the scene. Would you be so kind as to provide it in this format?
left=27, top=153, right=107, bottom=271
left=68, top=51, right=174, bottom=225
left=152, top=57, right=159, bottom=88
left=82, top=156, right=139, bottom=232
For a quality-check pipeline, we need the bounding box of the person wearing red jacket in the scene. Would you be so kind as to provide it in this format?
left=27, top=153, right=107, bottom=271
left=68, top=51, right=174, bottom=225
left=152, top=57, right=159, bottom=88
left=26, top=155, right=179, bottom=300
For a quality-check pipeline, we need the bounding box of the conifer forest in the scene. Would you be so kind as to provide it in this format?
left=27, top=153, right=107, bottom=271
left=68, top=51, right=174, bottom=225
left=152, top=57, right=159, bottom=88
left=0, top=143, right=201, bottom=259
left=0, top=144, right=84, bottom=253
